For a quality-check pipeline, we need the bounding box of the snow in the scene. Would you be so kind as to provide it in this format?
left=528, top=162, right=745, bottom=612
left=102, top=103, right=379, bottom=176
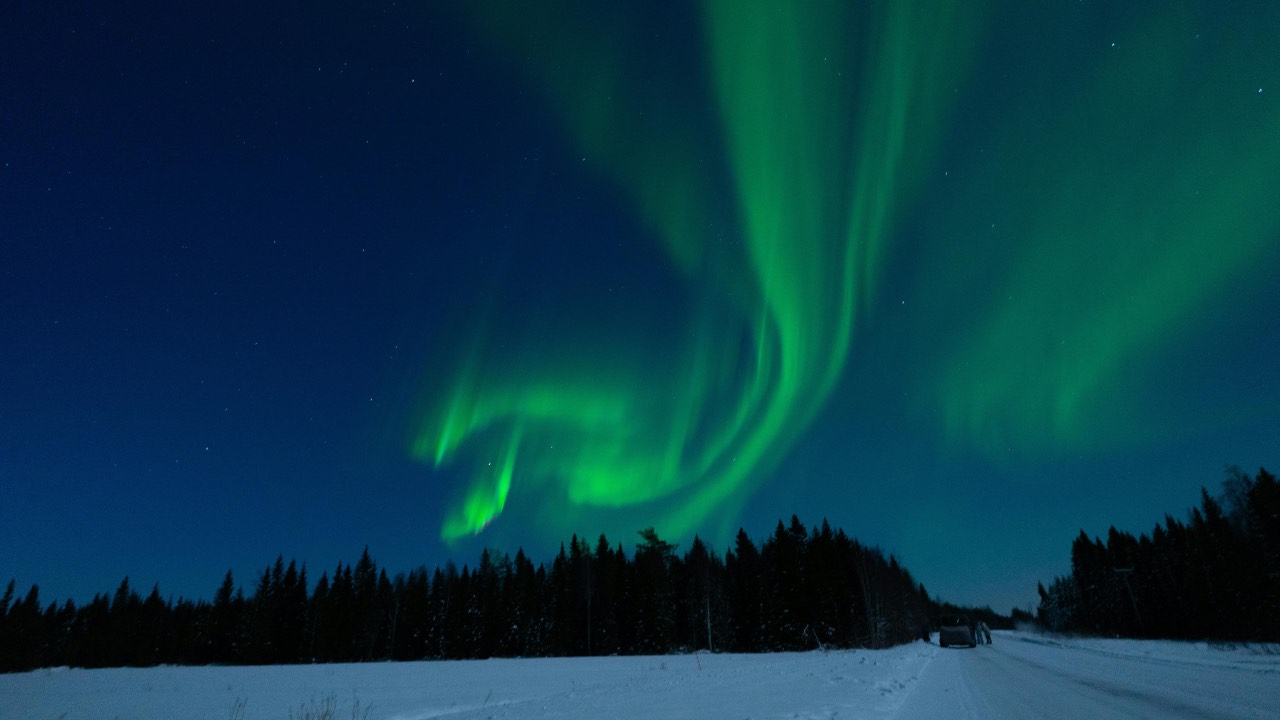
left=1, top=645, right=933, bottom=720
left=898, top=631, right=1280, bottom=719
left=4, top=631, right=1278, bottom=719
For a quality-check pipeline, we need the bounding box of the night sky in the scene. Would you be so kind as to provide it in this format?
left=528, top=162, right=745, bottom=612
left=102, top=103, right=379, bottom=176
left=4, top=1, right=1278, bottom=616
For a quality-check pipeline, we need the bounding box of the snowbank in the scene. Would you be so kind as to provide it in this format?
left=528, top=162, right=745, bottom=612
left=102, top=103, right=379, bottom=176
left=2, top=643, right=937, bottom=720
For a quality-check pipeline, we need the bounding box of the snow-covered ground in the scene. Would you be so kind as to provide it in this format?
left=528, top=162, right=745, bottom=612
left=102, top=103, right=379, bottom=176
left=1, top=645, right=934, bottom=720
left=899, top=630, right=1279, bottom=719
left=4, top=631, right=1278, bottom=719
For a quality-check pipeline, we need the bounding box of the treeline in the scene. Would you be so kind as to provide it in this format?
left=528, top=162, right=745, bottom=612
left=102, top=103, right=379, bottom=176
left=1037, top=466, right=1280, bottom=641
left=0, top=517, right=936, bottom=672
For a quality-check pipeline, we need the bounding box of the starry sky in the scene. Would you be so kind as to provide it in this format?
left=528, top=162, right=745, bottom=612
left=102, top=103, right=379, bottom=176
left=3, top=0, right=1278, bottom=616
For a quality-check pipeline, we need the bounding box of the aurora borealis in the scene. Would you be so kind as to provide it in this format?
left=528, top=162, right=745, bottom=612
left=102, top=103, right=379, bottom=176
left=3, top=0, right=1278, bottom=614
left=417, top=0, right=987, bottom=543
left=920, top=3, right=1280, bottom=460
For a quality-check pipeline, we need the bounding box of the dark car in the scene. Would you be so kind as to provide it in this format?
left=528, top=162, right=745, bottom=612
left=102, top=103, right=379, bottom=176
left=938, top=615, right=975, bottom=648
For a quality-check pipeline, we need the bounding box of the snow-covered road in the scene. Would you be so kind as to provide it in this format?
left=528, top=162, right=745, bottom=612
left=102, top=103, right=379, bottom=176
left=898, top=631, right=1279, bottom=719
left=4, top=631, right=1277, bottom=719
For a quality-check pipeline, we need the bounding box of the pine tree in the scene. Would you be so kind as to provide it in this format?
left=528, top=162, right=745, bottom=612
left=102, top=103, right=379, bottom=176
left=109, top=577, right=143, bottom=667
left=0, top=579, right=13, bottom=619
left=1247, top=468, right=1280, bottom=639
left=1, top=585, right=42, bottom=671
left=762, top=518, right=809, bottom=649
left=589, top=535, right=621, bottom=655
left=473, top=549, right=503, bottom=658
left=426, top=566, right=448, bottom=658
left=276, top=561, right=308, bottom=663
left=374, top=568, right=395, bottom=659
left=306, top=571, right=329, bottom=661
left=679, top=535, right=728, bottom=652
left=503, top=550, right=538, bottom=656
left=726, top=528, right=763, bottom=652
left=547, top=543, right=571, bottom=655
left=631, top=528, right=676, bottom=654
left=352, top=548, right=381, bottom=660
left=205, top=570, right=238, bottom=663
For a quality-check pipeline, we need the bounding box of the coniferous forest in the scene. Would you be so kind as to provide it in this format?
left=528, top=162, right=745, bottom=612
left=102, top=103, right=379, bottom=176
left=0, top=517, right=951, bottom=673
left=1037, top=466, right=1280, bottom=641
left=7, top=464, right=1276, bottom=675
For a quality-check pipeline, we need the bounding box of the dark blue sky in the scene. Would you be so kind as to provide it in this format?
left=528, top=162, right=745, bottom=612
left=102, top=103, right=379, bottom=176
left=3, top=1, right=1278, bottom=615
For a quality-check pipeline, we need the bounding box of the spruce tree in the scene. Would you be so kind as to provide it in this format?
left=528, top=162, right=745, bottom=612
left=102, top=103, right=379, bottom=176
left=631, top=528, right=676, bottom=654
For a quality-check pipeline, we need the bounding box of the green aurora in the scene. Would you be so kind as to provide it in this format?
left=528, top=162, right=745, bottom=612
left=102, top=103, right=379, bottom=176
left=412, top=1, right=1279, bottom=546
left=414, top=0, right=984, bottom=543
left=912, top=2, right=1280, bottom=460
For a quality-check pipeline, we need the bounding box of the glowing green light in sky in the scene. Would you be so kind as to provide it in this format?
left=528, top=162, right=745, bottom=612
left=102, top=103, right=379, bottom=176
left=913, top=4, right=1280, bottom=460
left=414, top=1, right=984, bottom=542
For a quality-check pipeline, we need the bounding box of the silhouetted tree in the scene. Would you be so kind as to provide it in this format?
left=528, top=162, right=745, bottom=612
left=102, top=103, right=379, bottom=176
left=1039, top=466, right=1280, bottom=641
left=631, top=527, right=676, bottom=653
left=725, top=528, right=764, bottom=652
left=4, top=513, right=1003, bottom=670
left=589, top=535, right=621, bottom=655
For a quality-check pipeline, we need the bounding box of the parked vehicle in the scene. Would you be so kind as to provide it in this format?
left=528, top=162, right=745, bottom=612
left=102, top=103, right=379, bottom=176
left=939, top=615, right=975, bottom=648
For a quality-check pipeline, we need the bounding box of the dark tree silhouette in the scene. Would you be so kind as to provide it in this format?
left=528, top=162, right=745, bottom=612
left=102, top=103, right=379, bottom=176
left=1039, top=466, right=1280, bottom=641
left=2, top=515, right=991, bottom=672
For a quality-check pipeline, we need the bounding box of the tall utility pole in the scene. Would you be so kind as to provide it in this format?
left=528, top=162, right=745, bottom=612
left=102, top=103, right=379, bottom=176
left=1114, top=568, right=1144, bottom=631
left=705, top=594, right=714, bottom=652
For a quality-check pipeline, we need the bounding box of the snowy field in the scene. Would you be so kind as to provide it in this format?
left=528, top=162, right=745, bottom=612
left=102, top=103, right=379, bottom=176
left=4, top=631, right=1278, bottom=719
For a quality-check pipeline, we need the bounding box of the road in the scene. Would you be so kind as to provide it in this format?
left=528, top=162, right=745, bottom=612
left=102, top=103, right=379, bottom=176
left=895, top=632, right=1278, bottom=719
